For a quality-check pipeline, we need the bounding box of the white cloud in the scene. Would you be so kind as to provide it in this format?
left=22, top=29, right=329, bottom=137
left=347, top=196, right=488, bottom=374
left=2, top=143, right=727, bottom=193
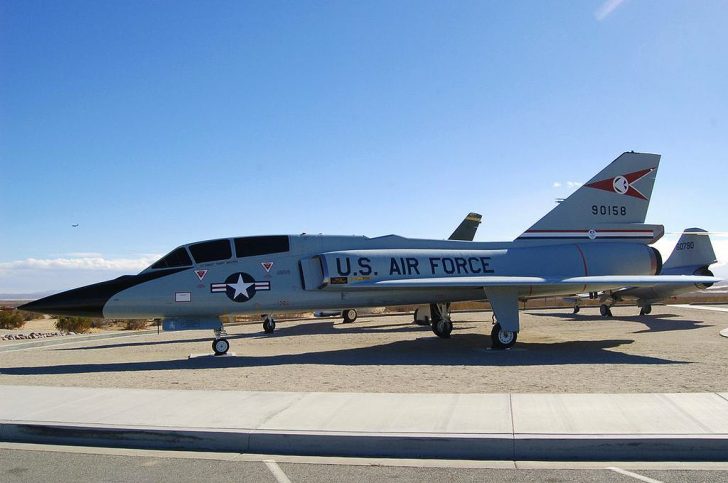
left=595, top=0, right=627, bottom=21
left=552, top=181, right=582, bottom=190
left=0, top=254, right=163, bottom=293
left=62, top=252, right=104, bottom=258
left=0, top=255, right=160, bottom=272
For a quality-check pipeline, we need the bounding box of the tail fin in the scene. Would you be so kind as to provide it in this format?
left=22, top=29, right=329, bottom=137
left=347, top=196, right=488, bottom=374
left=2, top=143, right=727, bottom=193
left=449, top=212, right=482, bottom=241
left=662, top=228, right=717, bottom=272
left=516, top=151, right=663, bottom=244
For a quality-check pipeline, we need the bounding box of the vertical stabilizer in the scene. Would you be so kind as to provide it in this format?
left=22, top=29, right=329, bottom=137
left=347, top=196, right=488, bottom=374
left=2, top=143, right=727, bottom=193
left=517, top=152, right=663, bottom=244
left=449, top=212, right=482, bottom=241
left=662, top=228, right=717, bottom=271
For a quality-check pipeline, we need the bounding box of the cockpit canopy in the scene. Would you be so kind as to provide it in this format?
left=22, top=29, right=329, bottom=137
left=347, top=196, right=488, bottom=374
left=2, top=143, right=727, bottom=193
left=149, top=235, right=290, bottom=269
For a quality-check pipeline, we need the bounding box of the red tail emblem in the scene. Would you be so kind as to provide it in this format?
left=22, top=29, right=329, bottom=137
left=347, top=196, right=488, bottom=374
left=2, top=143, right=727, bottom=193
left=585, top=168, right=655, bottom=200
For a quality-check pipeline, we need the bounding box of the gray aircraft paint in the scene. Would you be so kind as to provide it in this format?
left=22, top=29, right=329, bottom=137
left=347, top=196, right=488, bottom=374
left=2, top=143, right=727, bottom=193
left=610, top=228, right=718, bottom=306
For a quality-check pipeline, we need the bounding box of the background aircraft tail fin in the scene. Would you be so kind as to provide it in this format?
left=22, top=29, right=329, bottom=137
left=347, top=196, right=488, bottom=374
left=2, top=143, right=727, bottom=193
left=516, top=151, right=662, bottom=244
left=449, top=212, right=482, bottom=241
left=662, top=228, right=717, bottom=272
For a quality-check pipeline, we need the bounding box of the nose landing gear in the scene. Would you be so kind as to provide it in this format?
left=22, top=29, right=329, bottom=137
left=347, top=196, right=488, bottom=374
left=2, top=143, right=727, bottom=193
left=212, top=327, right=230, bottom=355
left=262, top=315, right=276, bottom=334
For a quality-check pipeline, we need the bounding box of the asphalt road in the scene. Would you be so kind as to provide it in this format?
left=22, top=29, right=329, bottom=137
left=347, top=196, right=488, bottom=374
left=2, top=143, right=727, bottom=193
left=2, top=445, right=728, bottom=483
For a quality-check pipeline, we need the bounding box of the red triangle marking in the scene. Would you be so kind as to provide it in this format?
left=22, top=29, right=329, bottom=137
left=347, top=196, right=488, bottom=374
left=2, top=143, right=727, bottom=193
left=195, top=270, right=208, bottom=281
left=585, top=168, right=655, bottom=200
left=261, top=262, right=273, bottom=272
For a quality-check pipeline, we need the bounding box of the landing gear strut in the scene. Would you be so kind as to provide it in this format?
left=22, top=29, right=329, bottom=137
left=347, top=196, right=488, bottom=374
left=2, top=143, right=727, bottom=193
left=262, top=315, right=276, bottom=334
left=212, top=327, right=230, bottom=355
left=430, top=303, right=453, bottom=338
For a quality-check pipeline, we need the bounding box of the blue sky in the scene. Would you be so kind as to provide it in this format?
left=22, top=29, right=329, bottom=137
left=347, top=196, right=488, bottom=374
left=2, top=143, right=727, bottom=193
left=1, top=0, right=727, bottom=293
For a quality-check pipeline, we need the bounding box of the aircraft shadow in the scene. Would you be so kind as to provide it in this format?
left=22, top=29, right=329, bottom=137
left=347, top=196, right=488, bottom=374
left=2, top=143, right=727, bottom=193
left=1, top=336, right=686, bottom=377
left=527, top=312, right=706, bottom=333
left=53, top=321, right=434, bottom=351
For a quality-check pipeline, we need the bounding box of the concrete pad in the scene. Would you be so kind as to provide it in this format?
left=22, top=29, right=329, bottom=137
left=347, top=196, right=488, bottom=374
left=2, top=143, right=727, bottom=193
left=188, top=352, right=238, bottom=359
left=720, top=328, right=728, bottom=338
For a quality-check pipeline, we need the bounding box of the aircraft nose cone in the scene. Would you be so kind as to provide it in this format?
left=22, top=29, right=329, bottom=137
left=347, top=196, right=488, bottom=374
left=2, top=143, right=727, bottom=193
left=18, top=280, right=122, bottom=318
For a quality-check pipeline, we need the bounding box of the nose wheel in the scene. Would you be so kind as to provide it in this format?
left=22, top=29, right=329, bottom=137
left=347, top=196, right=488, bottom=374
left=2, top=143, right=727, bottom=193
left=262, top=315, right=276, bottom=334
left=212, top=338, right=230, bottom=355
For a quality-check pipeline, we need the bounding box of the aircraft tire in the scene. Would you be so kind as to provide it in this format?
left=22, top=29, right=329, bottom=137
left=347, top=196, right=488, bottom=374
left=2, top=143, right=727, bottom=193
left=640, top=305, right=652, bottom=316
left=573, top=306, right=580, bottom=314
left=212, top=338, right=230, bottom=356
left=432, top=318, right=452, bottom=338
left=490, top=323, right=517, bottom=349
left=599, top=304, right=610, bottom=317
left=263, top=318, right=276, bottom=334
left=342, top=309, right=358, bottom=323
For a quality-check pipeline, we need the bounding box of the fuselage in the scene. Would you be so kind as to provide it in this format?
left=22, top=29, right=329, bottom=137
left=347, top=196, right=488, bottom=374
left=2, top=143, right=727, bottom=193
left=21, top=234, right=661, bottom=320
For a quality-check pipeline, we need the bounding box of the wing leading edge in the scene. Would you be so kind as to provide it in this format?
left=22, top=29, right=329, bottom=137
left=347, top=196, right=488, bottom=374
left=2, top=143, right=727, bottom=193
left=333, top=275, right=721, bottom=289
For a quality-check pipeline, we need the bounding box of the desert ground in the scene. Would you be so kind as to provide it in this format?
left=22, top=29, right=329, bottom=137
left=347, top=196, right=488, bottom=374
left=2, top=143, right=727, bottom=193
left=1, top=305, right=727, bottom=393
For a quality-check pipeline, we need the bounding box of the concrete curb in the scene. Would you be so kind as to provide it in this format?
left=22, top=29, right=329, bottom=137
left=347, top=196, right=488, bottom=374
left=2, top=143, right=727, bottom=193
left=2, top=422, right=728, bottom=461
left=720, top=328, right=728, bottom=338
left=3, top=387, right=728, bottom=461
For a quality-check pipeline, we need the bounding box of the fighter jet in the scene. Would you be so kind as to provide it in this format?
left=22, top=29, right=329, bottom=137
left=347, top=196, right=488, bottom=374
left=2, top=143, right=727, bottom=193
left=20, top=152, right=719, bottom=355
left=567, top=228, right=717, bottom=316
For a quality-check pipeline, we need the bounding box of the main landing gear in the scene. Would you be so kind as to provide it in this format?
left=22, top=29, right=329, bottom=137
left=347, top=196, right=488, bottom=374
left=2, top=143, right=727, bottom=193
left=491, top=322, right=517, bottom=349
left=430, top=303, right=453, bottom=338
left=342, top=309, right=358, bottom=323
left=599, top=304, right=613, bottom=318
left=212, top=327, right=230, bottom=356
left=262, top=315, right=276, bottom=334
left=640, top=304, right=652, bottom=316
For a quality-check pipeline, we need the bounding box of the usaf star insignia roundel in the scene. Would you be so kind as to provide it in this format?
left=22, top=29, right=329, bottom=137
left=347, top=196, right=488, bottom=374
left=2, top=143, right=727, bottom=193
left=210, top=272, right=271, bottom=303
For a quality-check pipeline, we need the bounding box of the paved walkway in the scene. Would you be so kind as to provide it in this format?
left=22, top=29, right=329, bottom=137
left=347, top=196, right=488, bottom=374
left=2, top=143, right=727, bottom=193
left=1, top=385, right=727, bottom=460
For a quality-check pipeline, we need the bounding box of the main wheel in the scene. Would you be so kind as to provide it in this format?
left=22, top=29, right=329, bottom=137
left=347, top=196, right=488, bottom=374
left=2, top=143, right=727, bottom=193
left=573, top=306, right=580, bottom=314
left=490, top=323, right=517, bottom=349
left=263, top=318, right=276, bottom=334
left=212, top=338, right=230, bottom=355
left=432, top=318, right=453, bottom=338
left=640, top=305, right=652, bottom=316
left=600, top=304, right=611, bottom=317
left=342, top=309, right=358, bottom=323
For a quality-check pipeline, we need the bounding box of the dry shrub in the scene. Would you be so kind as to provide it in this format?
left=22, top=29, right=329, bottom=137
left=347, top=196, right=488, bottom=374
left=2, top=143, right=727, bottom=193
left=0, top=310, right=25, bottom=329
left=55, top=316, right=94, bottom=333
left=124, top=319, right=148, bottom=330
